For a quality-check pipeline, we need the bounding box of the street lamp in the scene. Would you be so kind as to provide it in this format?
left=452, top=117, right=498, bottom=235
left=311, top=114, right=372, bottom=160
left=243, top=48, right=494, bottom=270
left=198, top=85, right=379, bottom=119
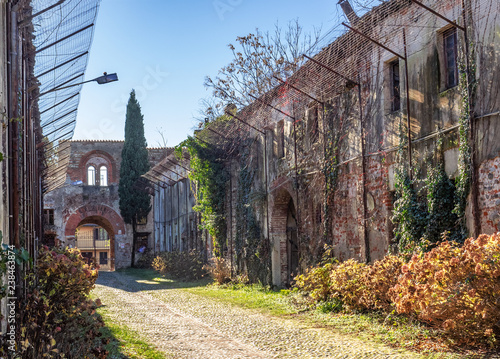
left=38, top=72, right=119, bottom=97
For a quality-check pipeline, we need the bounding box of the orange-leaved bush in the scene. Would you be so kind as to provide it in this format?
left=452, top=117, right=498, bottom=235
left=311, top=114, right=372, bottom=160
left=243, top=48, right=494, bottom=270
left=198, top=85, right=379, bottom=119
left=356, top=255, right=404, bottom=312
left=390, top=234, right=500, bottom=346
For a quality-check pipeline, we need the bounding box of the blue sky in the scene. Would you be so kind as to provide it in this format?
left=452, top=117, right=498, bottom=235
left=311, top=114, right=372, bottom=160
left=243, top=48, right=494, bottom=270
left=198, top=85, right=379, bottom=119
left=73, top=0, right=348, bottom=147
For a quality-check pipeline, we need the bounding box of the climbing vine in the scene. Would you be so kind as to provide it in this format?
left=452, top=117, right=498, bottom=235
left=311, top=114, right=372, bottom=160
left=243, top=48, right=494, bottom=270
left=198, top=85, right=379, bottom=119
left=453, top=37, right=476, bottom=241
left=234, top=145, right=269, bottom=283
left=176, top=133, right=229, bottom=258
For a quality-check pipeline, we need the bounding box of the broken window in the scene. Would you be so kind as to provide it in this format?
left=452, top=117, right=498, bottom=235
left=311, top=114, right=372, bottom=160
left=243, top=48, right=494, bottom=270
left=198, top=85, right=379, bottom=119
left=87, top=166, right=96, bottom=186
left=443, top=27, right=458, bottom=89
left=100, top=166, right=108, bottom=186
left=389, top=60, right=401, bottom=112
left=308, top=106, right=319, bottom=145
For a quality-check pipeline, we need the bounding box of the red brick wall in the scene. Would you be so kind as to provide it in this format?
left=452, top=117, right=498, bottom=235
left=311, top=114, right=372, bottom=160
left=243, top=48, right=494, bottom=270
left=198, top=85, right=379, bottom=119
left=478, top=156, right=500, bottom=233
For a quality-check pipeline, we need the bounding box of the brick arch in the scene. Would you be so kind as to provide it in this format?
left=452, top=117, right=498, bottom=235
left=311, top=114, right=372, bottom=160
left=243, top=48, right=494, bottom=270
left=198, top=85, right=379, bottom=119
left=65, top=204, right=125, bottom=237
left=78, top=150, right=118, bottom=184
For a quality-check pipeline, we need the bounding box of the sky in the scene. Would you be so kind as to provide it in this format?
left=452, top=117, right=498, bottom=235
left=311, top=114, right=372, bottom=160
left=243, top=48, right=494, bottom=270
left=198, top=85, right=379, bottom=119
left=73, top=0, right=350, bottom=148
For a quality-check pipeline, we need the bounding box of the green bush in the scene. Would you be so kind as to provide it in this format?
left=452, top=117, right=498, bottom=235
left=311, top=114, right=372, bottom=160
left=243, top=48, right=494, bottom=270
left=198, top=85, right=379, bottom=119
left=329, top=259, right=367, bottom=310
left=152, top=250, right=207, bottom=280
left=136, top=250, right=155, bottom=269
left=294, top=262, right=336, bottom=304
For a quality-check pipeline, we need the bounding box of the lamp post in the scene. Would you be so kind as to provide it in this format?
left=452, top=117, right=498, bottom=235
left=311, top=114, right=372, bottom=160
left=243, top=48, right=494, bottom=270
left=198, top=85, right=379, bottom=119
left=38, top=72, right=118, bottom=97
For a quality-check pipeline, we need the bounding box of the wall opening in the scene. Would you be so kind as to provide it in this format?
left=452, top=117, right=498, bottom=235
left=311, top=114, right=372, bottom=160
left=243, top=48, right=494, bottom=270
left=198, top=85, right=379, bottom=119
left=75, top=215, right=115, bottom=271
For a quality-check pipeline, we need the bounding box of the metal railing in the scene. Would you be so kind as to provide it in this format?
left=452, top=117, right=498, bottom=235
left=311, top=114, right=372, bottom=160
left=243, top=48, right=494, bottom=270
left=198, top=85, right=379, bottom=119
left=75, top=233, right=110, bottom=249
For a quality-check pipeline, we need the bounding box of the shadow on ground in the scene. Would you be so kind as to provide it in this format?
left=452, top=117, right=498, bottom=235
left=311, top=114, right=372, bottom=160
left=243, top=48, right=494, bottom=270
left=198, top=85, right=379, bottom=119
left=96, top=268, right=212, bottom=293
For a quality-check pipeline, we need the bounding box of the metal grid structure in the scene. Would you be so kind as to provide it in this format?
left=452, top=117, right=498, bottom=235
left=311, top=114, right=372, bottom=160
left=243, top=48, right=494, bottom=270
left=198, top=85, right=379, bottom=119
left=30, top=0, right=101, bottom=192
left=195, top=0, right=498, bottom=152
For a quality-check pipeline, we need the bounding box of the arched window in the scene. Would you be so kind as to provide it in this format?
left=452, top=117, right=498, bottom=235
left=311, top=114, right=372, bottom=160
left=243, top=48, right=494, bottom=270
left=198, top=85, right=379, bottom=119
left=87, top=166, right=96, bottom=186
left=100, top=166, right=108, bottom=186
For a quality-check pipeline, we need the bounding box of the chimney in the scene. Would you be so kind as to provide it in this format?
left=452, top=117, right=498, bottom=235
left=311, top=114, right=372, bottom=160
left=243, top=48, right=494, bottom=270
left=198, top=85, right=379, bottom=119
left=338, top=0, right=359, bottom=25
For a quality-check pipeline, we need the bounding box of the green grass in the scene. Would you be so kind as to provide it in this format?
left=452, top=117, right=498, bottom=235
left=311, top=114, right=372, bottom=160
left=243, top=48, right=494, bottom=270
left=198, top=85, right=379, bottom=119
left=90, top=290, right=171, bottom=359
left=186, top=283, right=298, bottom=316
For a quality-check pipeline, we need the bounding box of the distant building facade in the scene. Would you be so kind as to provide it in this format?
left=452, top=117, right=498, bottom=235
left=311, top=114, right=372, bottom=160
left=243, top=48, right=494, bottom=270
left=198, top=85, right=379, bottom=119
left=43, top=140, right=169, bottom=269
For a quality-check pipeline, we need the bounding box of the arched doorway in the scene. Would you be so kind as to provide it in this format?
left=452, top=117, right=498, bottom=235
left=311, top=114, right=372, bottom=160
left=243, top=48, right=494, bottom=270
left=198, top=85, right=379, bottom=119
left=75, top=216, right=114, bottom=271
left=270, top=187, right=299, bottom=287
left=65, top=205, right=125, bottom=271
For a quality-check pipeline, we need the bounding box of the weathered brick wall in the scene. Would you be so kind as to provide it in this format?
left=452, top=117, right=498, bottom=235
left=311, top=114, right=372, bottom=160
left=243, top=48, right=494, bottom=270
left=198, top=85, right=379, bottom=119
left=478, top=156, right=500, bottom=233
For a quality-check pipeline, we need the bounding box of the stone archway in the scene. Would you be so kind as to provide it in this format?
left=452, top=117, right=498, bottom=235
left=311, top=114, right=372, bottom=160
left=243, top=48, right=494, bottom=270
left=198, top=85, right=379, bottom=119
left=270, top=186, right=298, bottom=287
left=65, top=205, right=126, bottom=271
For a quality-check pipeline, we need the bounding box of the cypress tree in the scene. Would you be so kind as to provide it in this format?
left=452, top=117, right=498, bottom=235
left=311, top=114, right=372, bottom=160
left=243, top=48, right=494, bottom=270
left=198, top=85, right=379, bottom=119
left=119, top=89, right=150, bottom=267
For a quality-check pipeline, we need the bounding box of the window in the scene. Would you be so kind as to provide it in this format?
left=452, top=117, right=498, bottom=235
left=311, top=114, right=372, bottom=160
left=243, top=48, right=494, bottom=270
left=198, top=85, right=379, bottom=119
left=277, top=120, right=285, bottom=158
left=308, top=106, right=319, bottom=144
left=100, top=166, right=108, bottom=186
left=389, top=60, right=401, bottom=111
left=87, top=166, right=96, bottom=185
left=44, top=209, right=54, bottom=225
left=443, top=27, right=458, bottom=89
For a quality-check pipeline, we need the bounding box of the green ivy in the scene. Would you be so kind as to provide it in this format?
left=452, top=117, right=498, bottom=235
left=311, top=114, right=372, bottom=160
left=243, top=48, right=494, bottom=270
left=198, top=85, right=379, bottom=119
left=391, top=170, right=427, bottom=254
left=424, top=165, right=460, bottom=244
left=176, top=128, right=229, bottom=258
left=453, top=38, right=476, bottom=241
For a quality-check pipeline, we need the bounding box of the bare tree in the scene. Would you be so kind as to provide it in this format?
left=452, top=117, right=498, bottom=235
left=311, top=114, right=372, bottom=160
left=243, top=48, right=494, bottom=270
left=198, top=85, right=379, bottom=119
left=204, top=19, right=322, bottom=110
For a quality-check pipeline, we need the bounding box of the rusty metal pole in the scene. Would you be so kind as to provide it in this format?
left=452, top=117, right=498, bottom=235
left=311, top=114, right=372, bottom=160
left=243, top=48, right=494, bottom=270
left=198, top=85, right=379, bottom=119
left=228, top=161, right=233, bottom=278
left=264, top=129, right=271, bottom=283
left=9, top=8, right=21, bottom=249
left=461, top=0, right=480, bottom=237
left=403, top=29, right=413, bottom=180
left=292, top=103, right=300, bottom=270
left=358, top=80, right=370, bottom=263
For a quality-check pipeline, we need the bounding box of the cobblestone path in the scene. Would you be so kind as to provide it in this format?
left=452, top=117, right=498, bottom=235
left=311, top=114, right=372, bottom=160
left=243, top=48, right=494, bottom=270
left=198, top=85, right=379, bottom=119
left=93, top=271, right=423, bottom=359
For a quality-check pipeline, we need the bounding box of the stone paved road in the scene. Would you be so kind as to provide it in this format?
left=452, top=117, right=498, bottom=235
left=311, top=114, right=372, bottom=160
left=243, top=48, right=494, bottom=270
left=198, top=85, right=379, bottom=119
left=93, top=271, right=424, bottom=359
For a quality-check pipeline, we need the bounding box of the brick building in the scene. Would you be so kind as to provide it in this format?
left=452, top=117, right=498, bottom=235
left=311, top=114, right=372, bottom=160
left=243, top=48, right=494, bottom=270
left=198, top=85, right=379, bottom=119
left=149, top=0, right=500, bottom=287
left=43, top=140, right=169, bottom=269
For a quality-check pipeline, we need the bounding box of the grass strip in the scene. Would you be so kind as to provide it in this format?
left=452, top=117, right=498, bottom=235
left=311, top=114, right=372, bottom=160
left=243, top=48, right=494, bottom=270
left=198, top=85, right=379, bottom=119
left=90, top=291, right=172, bottom=359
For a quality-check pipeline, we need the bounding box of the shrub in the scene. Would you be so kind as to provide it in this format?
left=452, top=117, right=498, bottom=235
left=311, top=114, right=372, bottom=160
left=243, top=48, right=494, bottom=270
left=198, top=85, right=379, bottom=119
left=16, top=246, right=107, bottom=358
left=294, top=262, right=335, bottom=303
left=152, top=250, right=206, bottom=280
left=390, top=234, right=500, bottom=346
left=329, top=259, right=367, bottom=310
left=295, top=255, right=403, bottom=313
left=204, top=257, right=232, bottom=284
left=356, top=255, right=404, bottom=312
left=136, top=250, right=155, bottom=268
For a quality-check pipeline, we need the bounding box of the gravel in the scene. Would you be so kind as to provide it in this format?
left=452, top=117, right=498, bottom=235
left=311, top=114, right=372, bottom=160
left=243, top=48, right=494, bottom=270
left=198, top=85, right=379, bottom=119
left=93, top=271, right=425, bottom=359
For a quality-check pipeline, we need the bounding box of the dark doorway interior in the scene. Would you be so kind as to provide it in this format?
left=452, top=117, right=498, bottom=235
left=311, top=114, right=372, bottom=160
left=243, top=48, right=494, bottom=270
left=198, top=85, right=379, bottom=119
left=286, top=198, right=299, bottom=283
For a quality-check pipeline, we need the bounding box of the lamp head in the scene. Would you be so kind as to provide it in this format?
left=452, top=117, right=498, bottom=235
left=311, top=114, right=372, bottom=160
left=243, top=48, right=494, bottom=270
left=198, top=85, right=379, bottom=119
left=95, top=72, right=118, bottom=84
